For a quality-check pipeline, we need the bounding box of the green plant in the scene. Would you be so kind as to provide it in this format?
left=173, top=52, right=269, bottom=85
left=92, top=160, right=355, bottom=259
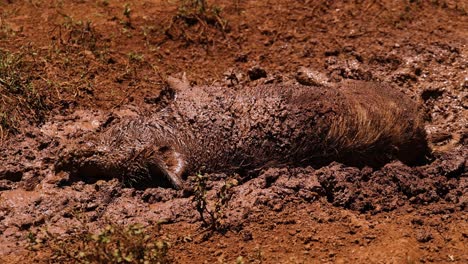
left=0, top=50, right=48, bottom=136
left=29, top=224, right=171, bottom=264
left=180, top=0, right=207, bottom=13
left=192, top=173, right=238, bottom=231
left=59, top=17, right=98, bottom=51
left=0, top=50, right=26, bottom=93
left=163, top=0, right=229, bottom=44
left=176, top=0, right=228, bottom=30
left=0, top=51, right=46, bottom=101
left=122, top=3, right=133, bottom=28
left=123, top=3, right=132, bottom=19
left=128, top=52, right=144, bottom=63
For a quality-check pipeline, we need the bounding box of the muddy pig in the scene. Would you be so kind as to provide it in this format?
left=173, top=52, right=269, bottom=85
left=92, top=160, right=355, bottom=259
left=55, top=80, right=429, bottom=189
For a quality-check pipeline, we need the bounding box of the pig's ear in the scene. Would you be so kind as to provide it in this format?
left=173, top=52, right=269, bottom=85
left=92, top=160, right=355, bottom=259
left=146, top=145, right=186, bottom=190
left=166, top=72, right=190, bottom=93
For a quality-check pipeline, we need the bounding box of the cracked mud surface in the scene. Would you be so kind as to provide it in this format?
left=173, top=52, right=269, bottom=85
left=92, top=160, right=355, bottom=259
left=0, top=1, right=467, bottom=263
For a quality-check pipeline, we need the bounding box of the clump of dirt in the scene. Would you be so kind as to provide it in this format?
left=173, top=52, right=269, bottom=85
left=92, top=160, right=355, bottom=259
left=317, top=151, right=466, bottom=212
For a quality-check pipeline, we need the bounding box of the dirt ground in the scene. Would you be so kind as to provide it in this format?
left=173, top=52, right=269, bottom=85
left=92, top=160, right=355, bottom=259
left=0, top=0, right=467, bottom=263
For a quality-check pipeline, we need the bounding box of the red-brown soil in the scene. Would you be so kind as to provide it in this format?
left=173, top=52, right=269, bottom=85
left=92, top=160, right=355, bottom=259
left=0, top=0, right=467, bottom=263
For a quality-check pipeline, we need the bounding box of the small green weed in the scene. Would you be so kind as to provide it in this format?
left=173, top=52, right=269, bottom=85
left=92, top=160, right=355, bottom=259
left=0, top=50, right=27, bottom=93
left=176, top=0, right=228, bottom=30
left=122, top=3, right=133, bottom=28
left=0, top=50, right=48, bottom=136
left=192, top=173, right=238, bottom=232
left=53, top=15, right=99, bottom=52
left=128, top=52, right=144, bottom=63
left=164, top=0, right=228, bottom=43
left=29, top=223, right=171, bottom=264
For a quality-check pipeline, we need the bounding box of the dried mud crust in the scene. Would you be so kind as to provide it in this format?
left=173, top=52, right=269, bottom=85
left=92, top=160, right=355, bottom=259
left=0, top=0, right=467, bottom=263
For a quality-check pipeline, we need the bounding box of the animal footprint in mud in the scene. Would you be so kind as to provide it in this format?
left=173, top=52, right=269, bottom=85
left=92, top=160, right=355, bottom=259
left=55, top=80, right=429, bottom=189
